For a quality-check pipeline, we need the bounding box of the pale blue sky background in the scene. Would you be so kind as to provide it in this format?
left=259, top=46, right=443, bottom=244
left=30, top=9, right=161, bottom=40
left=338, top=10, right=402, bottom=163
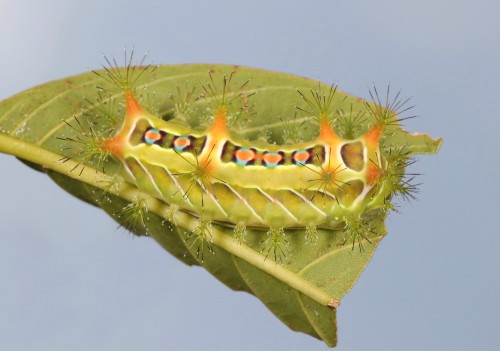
left=0, top=1, right=499, bottom=350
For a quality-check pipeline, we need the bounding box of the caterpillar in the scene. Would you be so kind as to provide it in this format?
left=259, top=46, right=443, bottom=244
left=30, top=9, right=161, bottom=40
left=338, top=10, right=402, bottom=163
left=62, top=57, right=421, bottom=260
left=0, top=54, right=441, bottom=347
left=103, top=88, right=386, bottom=229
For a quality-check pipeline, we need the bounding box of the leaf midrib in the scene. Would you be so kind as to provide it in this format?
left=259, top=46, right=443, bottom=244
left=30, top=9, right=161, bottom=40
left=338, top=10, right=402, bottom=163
left=0, top=132, right=336, bottom=308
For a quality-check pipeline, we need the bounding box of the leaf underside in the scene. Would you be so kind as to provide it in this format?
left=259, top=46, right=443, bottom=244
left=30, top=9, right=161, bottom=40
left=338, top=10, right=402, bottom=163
left=0, top=64, right=441, bottom=347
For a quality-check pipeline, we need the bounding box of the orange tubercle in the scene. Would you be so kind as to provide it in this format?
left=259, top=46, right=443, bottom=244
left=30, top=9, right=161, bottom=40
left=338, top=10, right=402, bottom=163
left=366, top=162, right=382, bottom=185
left=365, top=123, right=383, bottom=147
left=210, top=106, right=229, bottom=138
left=125, top=91, right=143, bottom=116
left=200, top=145, right=217, bottom=173
left=319, top=117, right=340, bottom=145
left=101, top=135, right=126, bottom=158
left=99, top=92, right=144, bottom=159
left=202, top=158, right=215, bottom=173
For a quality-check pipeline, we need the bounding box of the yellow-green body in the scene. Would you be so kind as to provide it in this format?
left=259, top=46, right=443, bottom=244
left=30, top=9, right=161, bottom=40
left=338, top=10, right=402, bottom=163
left=103, top=93, right=389, bottom=231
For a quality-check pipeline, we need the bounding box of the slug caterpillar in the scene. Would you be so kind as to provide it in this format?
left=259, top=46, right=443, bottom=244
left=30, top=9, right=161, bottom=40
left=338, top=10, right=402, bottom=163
left=60, top=55, right=431, bottom=263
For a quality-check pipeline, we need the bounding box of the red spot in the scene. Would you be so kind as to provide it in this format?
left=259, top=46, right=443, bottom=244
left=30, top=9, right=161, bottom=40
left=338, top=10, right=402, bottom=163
left=174, top=137, right=190, bottom=148
left=101, top=135, right=125, bottom=158
left=235, top=148, right=255, bottom=162
left=293, top=151, right=310, bottom=164
left=145, top=130, right=162, bottom=142
left=263, top=152, right=282, bottom=165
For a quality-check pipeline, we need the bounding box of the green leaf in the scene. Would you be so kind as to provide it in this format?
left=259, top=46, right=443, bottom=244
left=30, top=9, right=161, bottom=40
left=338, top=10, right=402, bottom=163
left=0, top=64, right=441, bottom=347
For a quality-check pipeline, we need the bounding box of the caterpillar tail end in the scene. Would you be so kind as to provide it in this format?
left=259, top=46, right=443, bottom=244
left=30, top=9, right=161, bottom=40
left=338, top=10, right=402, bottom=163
left=101, top=91, right=145, bottom=158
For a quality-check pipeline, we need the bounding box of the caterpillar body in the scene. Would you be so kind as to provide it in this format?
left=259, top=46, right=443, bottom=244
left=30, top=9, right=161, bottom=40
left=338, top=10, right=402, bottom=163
left=62, top=59, right=428, bottom=258
left=103, top=92, right=390, bottom=234
left=102, top=91, right=386, bottom=234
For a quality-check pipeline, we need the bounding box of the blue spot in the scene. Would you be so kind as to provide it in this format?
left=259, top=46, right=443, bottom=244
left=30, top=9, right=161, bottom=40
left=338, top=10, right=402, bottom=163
left=263, top=152, right=282, bottom=168
left=144, top=128, right=162, bottom=145
left=293, top=149, right=310, bottom=165
left=234, top=147, right=254, bottom=166
left=173, top=136, right=191, bottom=152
